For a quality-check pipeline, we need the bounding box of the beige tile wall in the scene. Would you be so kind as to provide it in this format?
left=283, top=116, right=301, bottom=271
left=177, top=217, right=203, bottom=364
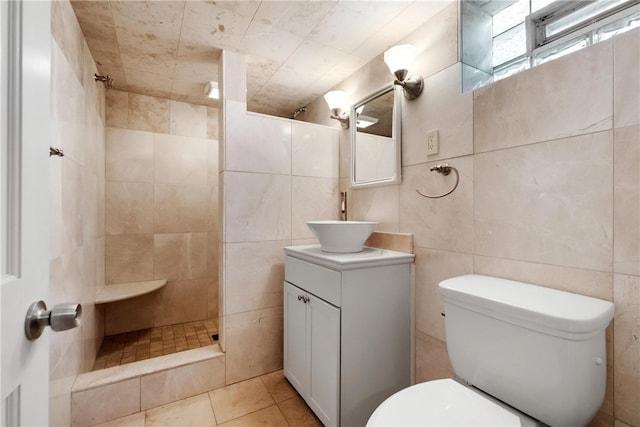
left=104, top=91, right=219, bottom=335
left=301, top=3, right=639, bottom=425
left=218, top=51, right=341, bottom=384
left=50, top=1, right=106, bottom=425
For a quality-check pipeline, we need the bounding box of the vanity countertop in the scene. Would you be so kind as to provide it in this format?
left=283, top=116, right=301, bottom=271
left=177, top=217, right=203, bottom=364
left=284, top=244, right=414, bottom=271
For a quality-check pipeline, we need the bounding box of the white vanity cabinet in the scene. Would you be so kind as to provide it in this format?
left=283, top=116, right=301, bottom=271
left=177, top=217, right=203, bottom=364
left=283, top=245, right=414, bottom=427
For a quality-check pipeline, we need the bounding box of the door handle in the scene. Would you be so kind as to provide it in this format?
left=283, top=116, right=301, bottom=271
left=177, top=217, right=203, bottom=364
left=297, top=295, right=309, bottom=303
left=24, top=301, right=82, bottom=340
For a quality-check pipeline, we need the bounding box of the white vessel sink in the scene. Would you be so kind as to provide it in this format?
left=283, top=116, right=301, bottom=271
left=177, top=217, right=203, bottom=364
left=307, top=220, right=377, bottom=253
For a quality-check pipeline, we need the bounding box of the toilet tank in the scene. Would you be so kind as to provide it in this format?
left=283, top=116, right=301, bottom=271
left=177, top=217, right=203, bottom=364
left=439, top=275, right=614, bottom=427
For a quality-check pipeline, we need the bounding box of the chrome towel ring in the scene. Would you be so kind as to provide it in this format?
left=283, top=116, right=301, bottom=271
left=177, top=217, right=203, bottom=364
left=416, top=163, right=459, bottom=199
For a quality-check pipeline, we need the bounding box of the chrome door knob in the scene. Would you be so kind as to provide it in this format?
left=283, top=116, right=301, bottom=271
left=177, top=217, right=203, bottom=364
left=24, top=301, right=82, bottom=340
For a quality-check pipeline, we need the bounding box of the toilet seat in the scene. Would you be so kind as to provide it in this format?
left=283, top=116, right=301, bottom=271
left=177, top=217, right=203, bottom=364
left=367, top=379, right=539, bottom=427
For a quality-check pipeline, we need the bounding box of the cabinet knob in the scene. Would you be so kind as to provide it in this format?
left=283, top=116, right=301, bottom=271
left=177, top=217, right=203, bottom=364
left=297, top=295, right=309, bottom=303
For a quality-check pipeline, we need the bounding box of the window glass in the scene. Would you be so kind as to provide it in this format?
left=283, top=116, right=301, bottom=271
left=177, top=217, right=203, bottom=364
left=545, top=0, right=630, bottom=38
left=494, top=56, right=531, bottom=81
left=493, top=0, right=529, bottom=35
left=595, top=9, right=640, bottom=41
left=533, top=34, right=590, bottom=65
left=531, top=0, right=556, bottom=12
left=493, top=22, right=527, bottom=66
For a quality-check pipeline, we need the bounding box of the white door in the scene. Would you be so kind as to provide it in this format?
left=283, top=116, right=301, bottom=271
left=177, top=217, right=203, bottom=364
left=307, top=294, right=340, bottom=427
left=283, top=282, right=307, bottom=395
left=1, top=1, right=51, bottom=425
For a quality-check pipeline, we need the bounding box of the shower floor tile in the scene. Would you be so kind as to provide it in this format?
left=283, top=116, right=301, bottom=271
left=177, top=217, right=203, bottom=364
left=92, top=319, right=218, bottom=371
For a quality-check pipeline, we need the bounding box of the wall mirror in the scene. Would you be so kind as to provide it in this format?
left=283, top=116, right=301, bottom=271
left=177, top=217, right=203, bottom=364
left=351, top=84, right=402, bottom=188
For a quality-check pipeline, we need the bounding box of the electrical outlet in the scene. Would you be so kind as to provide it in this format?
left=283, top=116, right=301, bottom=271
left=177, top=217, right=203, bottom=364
left=426, top=130, right=439, bottom=155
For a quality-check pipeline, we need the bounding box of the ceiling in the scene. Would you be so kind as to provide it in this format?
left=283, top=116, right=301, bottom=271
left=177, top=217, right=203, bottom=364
left=70, top=0, right=451, bottom=118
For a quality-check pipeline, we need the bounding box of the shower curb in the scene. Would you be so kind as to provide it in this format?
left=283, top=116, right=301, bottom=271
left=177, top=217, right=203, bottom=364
left=71, top=345, right=225, bottom=426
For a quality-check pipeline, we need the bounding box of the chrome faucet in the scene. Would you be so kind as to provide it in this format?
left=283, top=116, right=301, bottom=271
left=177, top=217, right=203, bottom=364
left=340, top=192, right=347, bottom=221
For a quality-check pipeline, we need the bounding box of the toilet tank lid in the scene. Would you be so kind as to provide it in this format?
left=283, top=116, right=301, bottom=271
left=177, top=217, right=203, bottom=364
left=439, top=275, right=614, bottom=335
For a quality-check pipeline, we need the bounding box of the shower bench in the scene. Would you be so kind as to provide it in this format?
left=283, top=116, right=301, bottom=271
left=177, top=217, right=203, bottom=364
left=95, top=279, right=167, bottom=304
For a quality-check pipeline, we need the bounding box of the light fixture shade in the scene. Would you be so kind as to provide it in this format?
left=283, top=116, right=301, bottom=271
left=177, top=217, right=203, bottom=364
left=323, top=90, right=350, bottom=128
left=204, top=81, right=219, bottom=99
left=323, top=90, right=348, bottom=111
left=384, top=44, right=416, bottom=75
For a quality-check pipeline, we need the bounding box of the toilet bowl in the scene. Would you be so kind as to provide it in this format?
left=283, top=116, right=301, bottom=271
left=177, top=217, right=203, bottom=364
left=367, top=275, right=615, bottom=427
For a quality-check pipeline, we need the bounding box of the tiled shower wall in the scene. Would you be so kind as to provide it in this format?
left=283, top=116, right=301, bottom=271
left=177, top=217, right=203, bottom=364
left=49, top=1, right=106, bottom=425
left=218, top=51, right=340, bottom=385
left=301, top=4, right=639, bottom=426
left=103, top=91, right=219, bottom=335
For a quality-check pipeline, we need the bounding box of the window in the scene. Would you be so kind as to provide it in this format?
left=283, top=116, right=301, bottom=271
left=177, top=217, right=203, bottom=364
left=461, top=0, right=640, bottom=90
left=534, top=0, right=634, bottom=46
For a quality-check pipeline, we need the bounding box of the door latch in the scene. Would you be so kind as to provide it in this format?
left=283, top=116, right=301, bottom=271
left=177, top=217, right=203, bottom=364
left=49, top=147, right=64, bottom=157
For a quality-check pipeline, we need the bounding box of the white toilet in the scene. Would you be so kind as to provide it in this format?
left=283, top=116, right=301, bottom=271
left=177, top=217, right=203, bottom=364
left=368, top=274, right=615, bottom=427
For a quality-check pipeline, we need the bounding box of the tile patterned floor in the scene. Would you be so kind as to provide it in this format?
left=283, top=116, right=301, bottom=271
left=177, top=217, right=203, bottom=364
left=92, top=319, right=218, bottom=371
left=92, top=369, right=322, bottom=427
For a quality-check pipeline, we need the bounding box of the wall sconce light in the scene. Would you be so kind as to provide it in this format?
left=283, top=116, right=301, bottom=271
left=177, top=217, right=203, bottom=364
left=384, top=44, right=423, bottom=100
left=323, top=90, right=350, bottom=129
left=204, top=81, right=219, bottom=99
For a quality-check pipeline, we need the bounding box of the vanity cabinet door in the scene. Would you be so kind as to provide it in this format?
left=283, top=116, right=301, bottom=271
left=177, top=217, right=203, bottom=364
left=284, top=281, right=340, bottom=427
left=284, top=282, right=307, bottom=396
left=307, top=293, right=340, bottom=426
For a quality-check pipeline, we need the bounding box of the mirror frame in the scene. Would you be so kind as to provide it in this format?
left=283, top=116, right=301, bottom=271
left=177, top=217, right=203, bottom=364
left=350, top=83, right=402, bottom=188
